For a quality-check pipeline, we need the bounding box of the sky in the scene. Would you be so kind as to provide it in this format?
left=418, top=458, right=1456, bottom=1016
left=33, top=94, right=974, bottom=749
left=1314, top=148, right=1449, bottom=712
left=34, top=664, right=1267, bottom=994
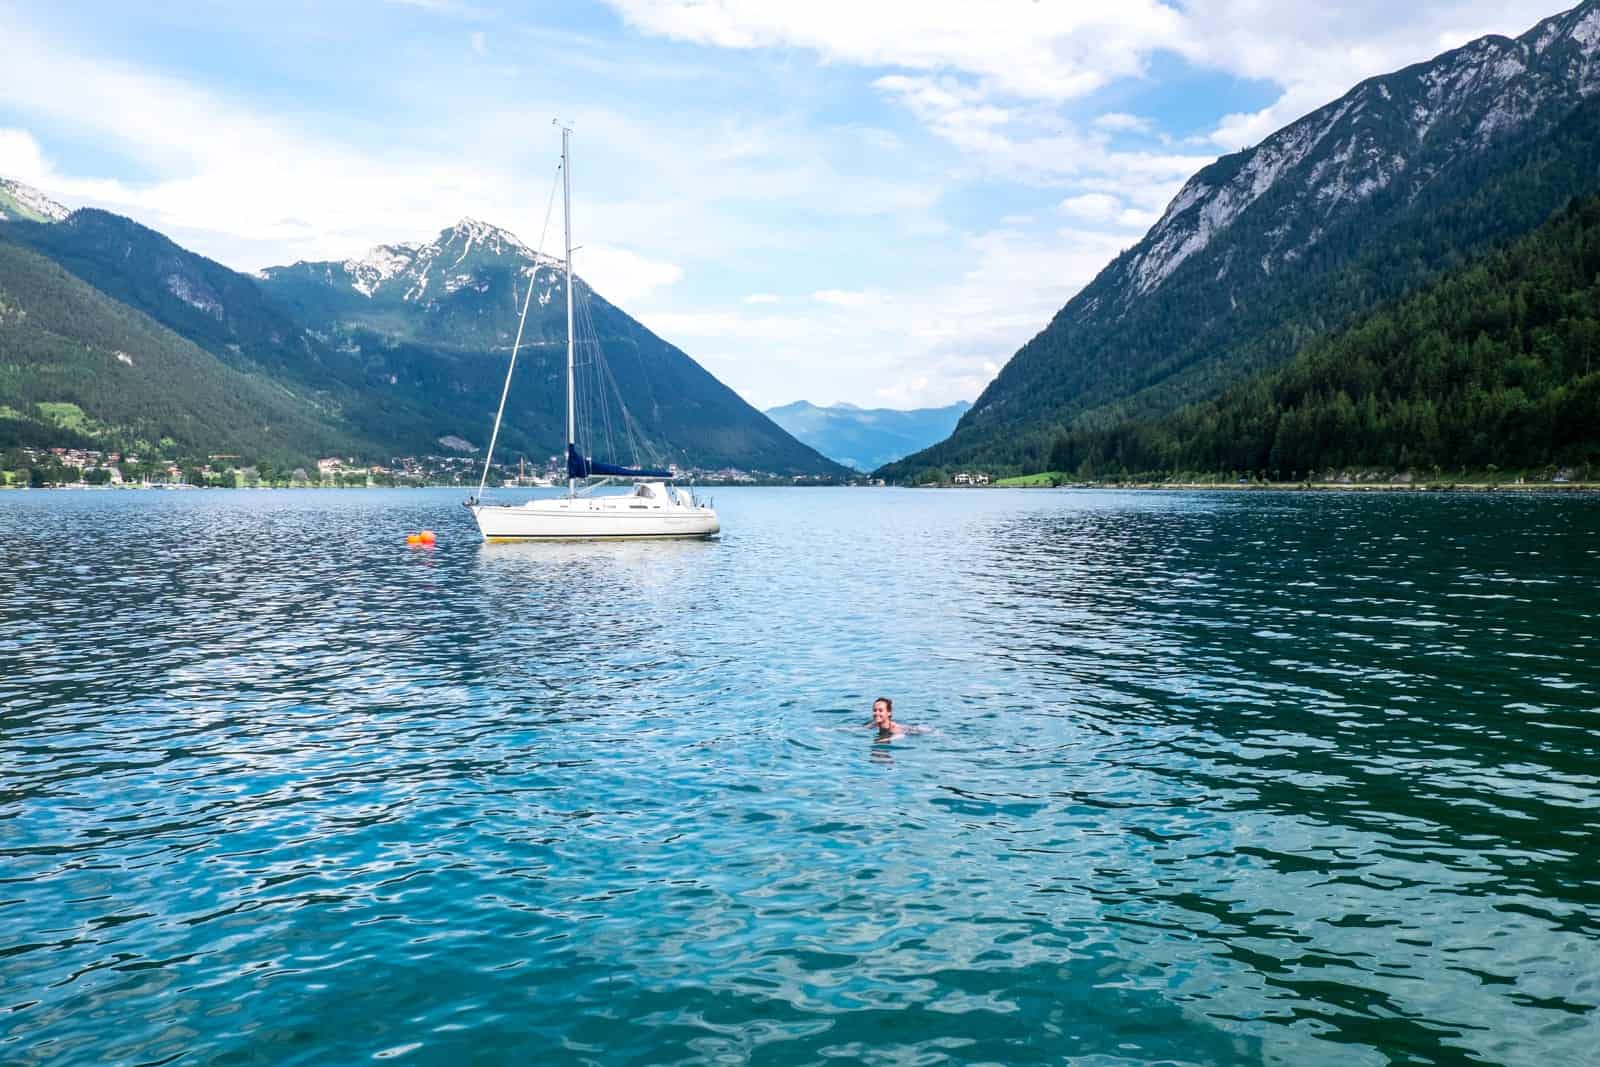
left=0, top=0, right=1575, bottom=410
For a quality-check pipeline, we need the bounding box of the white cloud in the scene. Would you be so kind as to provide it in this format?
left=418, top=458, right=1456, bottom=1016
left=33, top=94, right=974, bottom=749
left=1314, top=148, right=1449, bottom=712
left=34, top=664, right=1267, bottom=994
left=874, top=375, right=931, bottom=408
left=577, top=243, right=684, bottom=303
left=0, top=27, right=543, bottom=267
left=385, top=0, right=486, bottom=17
left=1057, top=193, right=1122, bottom=222
left=1093, top=112, right=1153, bottom=133
left=872, top=75, right=1015, bottom=156
left=470, top=31, right=488, bottom=56
left=0, top=128, right=50, bottom=187
left=6, top=0, right=1575, bottom=420
left=587, top=2, right=1574, bottom=409
left=638, top=222, right=1131, bottom=409
left=0, top=22, right=761, bottom=290
left=1058, top=193, right=1157, bottom=230
left=871, top=73, right=1214, bottom=203
left=607, top=0, right=1567, bottom=163
left=812, top=288, right=884, bottom=307
left=852, top=126, right=904, bottom=152
left=742, top=292, right=780, bottom=304
left=603, top=0, right=1185, bottom=101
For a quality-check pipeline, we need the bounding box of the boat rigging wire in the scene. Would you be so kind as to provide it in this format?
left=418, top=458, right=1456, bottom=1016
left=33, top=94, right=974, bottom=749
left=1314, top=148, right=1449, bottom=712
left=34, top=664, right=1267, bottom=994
left=475, top=161, right=563, bottom=501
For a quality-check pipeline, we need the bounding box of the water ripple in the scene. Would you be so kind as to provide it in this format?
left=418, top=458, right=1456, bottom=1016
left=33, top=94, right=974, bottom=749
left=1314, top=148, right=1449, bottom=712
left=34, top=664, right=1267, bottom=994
left=2, top=487, right=1597, bottom=1065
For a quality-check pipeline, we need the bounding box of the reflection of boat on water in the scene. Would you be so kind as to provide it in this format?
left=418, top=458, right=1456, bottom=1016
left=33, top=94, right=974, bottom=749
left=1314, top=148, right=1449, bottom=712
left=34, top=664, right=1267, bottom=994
left=466, top=124, right=720, bottom=543
left=474, top=524, right=717, bottom=575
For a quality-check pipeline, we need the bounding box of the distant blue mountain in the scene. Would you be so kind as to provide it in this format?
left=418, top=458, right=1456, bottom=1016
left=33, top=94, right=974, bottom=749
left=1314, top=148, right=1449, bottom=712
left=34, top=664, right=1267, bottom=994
left=764, top=400, right=972, bottom=472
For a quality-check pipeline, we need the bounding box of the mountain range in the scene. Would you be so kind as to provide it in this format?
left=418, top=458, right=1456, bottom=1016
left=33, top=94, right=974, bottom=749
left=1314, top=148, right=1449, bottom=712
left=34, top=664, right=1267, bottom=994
left=0, top=205, right=848, bottom=476
left=884, top=0, right=1600, bottom=480
left=763, top=400, right=970, bottom=472
left=11, top=0, right=1600, bottom=484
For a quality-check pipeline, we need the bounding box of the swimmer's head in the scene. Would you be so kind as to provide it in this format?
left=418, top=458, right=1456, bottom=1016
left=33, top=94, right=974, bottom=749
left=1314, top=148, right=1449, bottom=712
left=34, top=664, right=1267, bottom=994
left=872, top=697, right=893, bottom=729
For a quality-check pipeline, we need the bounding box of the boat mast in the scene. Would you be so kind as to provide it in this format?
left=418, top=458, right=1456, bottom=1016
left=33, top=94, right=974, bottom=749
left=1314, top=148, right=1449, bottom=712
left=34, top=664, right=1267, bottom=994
left=473, top=154, right=562, bottom=505
left=563, top=124, right=576, bottom=498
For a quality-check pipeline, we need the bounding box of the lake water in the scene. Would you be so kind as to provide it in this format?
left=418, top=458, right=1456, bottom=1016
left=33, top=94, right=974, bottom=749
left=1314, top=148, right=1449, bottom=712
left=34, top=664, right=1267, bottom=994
left=2, top=487, right=1597, bottom=1065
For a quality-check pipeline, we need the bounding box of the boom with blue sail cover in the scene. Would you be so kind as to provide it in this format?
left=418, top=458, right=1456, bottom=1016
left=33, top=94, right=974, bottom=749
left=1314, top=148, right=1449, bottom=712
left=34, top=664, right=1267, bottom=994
left=566, top=444, right=672, bottom=480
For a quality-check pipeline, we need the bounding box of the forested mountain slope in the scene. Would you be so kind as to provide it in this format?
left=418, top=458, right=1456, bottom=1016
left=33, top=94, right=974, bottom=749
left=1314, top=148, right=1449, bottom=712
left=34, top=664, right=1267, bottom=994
left=0, top=237, right=368, bottom=462
left=1, top=209, right=487, bottom=458
left=884, top=0, right=1600, bottom=479
left=1055, top=193, right=1600, bottom=478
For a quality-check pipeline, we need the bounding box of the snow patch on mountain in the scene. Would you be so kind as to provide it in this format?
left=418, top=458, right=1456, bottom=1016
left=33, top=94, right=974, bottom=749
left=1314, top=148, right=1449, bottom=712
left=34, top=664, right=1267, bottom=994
left=404, top=265, right=431, bottom=303
left=332, top=220, right=565, bottom=302
left=344, top=243, right=418, bottom=298
left=450, top=218, right=534, bottom=259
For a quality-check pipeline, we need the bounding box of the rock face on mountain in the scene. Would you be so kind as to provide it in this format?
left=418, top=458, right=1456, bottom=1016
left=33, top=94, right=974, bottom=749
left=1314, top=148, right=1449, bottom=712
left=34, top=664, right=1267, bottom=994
left=765, top=400, right=971, bottom=472
left=885, top=0, right=1600, bottom=477
left=0, top=179, right=68, bottom=224
left=260, top=220, right=848, bottom=475
left=1116, top=1, right=1600, bottom=309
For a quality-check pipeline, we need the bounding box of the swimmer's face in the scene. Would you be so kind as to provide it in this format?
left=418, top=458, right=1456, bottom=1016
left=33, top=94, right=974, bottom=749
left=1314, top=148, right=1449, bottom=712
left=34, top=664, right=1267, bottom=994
left=872, top=700, right=892, bottom=728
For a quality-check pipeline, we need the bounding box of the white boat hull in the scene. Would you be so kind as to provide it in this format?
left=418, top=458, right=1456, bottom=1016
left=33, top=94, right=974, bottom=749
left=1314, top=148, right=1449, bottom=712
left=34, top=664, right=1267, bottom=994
left=469, top=485, right=720, bottom=542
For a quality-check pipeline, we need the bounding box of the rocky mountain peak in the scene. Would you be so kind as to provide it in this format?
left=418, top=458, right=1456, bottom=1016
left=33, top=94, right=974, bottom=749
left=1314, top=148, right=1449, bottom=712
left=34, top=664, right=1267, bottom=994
left=441, top=217, right=533, bottom=256
left=326, top=218, right=563, bottom=301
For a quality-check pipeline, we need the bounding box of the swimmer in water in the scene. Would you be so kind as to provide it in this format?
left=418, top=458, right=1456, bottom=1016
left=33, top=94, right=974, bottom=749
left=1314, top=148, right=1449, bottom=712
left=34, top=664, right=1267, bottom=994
left=870, top=696, right=921, bottom=739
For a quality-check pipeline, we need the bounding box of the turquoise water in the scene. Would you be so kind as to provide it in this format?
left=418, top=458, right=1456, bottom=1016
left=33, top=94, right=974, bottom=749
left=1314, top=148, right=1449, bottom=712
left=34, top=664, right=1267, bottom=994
left=2, top=487, right=1597, bottom=1065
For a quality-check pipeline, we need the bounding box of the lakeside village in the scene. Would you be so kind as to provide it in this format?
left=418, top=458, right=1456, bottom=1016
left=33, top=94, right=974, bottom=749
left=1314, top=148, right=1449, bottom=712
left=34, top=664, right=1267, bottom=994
left=0, top=446, right=889, bottom=489
left=9, top=446, right=1594, bottom=492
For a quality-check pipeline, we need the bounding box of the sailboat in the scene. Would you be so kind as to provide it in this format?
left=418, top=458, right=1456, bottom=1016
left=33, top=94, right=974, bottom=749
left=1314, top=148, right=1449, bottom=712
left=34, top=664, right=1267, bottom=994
left=466, top=125, right=720, bottom=543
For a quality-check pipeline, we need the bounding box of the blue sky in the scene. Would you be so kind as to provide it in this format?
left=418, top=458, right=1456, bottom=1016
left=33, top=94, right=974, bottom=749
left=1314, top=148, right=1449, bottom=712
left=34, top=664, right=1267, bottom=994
left=0, top=0, right=1573, bottom=409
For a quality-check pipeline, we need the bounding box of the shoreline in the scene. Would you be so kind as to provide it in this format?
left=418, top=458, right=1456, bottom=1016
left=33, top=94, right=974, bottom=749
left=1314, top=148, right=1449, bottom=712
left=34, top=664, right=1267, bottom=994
left=981, top=480, right=1600, bottom=493
left=7, top=480, right=1598, bottom=494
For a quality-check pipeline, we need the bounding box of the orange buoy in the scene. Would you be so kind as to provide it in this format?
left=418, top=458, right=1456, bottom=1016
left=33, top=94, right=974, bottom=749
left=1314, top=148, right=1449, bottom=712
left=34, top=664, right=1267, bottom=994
left=406, top=533, right=422, bottom=545
left=419, top=530, right=436, bottom=544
